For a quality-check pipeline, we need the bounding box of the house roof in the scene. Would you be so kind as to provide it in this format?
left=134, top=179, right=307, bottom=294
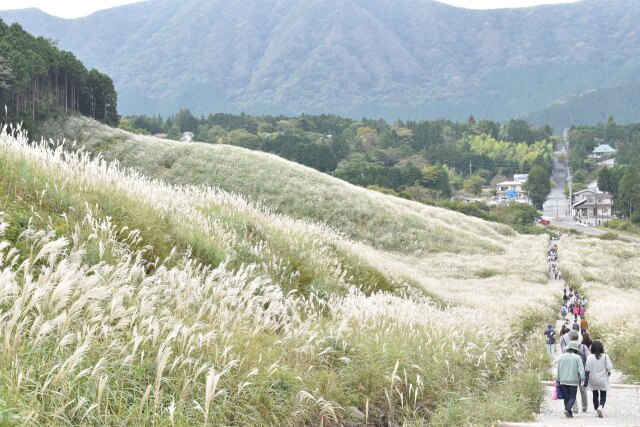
left=593, top=144, right=616, bottom=154
left=574, top=188, right=612, bottom=197
left=572, top=199, right=588, bottom=208
left=496, top=181, right=522, bottom=186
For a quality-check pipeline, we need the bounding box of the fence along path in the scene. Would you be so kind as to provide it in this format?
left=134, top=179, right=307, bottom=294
left=499, top=238, right=640, bottom=427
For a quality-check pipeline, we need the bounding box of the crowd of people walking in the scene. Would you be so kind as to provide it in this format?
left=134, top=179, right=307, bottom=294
left=544, top=241, right=614, bottom=419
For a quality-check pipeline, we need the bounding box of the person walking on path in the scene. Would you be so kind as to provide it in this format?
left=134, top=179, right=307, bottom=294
left=582, top=332, right=593, bottom=350
left=571, top=321, right=580, bottom=334
left=572, top=304, right=580, bottom=322
left=580, top=315, right=589, bottom=334
left=557, top=341, right=586, bottom=418
left=560, top=304, right=568, bottom=321
left=585, top=340, right=613, bottom=418
left=559, top=325, right=571, bottom=353
left=545, top=324, right=556, bottom=358
left=571, top=332, right=590, bottom=414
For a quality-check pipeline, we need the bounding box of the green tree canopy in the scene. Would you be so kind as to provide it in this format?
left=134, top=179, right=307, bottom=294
left=524, top=165, right=551, bottom=209
left=0, top=19, right=118, bottom=127
left=597, top=167, right=617, bottom=195
left=421, top=165, right=451, bottom=198
left=463, top=175, right=485, bottom=196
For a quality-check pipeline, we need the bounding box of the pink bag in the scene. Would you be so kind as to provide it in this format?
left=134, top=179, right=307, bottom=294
left=552, top=385, right=558, bottom=400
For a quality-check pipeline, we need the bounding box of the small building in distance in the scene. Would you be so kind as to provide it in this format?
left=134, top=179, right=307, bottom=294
left=496, top=175, right=530, bottom=204
left=180, top=132, right=194, bottom=142
left=513, top=174, right=528, bottom=183
left=591, top=143, right=616, bottom=159
left=571, top=181, right=614, bottom=226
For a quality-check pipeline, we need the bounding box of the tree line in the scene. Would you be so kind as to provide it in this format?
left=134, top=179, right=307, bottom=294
left=0, top=19, right=119, bottom=129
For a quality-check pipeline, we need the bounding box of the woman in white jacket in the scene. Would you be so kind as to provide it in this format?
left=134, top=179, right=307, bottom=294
left=584, top=340, right=613, bottom=418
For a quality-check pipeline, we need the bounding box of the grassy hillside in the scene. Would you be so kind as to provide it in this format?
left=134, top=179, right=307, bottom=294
left=42, top=116, right=515, bottom=256
left=0, top=120, right=555, bottom=425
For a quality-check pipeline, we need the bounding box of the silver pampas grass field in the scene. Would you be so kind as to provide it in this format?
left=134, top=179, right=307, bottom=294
left=0, top=122, right=580, bottom=425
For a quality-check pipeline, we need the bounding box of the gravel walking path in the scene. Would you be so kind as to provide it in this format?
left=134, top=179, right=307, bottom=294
left=534, top=277, right=640, bottom=426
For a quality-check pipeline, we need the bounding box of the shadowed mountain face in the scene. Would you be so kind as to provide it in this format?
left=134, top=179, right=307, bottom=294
left=3, top=0, right=640, bottom=128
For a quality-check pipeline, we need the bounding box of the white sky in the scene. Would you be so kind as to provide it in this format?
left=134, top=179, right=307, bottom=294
left=0, top=0, right=148, bottom=18
left=0, top=0, right=581, bottom=18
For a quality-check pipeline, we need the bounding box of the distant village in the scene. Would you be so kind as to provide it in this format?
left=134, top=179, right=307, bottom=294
left=494, top=143, right=617, bottom=226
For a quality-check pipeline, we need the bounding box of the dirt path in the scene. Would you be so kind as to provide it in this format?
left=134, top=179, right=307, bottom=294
left=533, top=264, right=640, bottom=425
left=500, top=240, right=640, bottom=426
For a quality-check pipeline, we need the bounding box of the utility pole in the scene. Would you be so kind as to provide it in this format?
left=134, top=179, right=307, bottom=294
left=595, top=187, right=598, bottom=226
left=469, top=160, right=472, bottom=175
left=564, top=128, right=573, bottom=220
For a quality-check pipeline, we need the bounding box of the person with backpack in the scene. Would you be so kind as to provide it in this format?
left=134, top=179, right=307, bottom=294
left=544, top=324, right=556, bottom=357
left=557, top=341, right=586, bottom=418
left=560, top=304, right=568, bottom=320
left=585, top=340, right=613, bottom=418
left=571, top=321, right=580, bottom=333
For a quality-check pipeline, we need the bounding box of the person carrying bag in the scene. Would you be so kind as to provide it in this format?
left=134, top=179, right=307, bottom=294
left=557, top=341, right=585, bottom=418
left=585, top=340, right=613, bottom=418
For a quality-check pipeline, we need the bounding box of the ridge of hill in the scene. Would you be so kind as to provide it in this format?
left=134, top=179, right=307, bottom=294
left=42, top=116, right=516, bottom=256
left=3, top=0, right=640, bottom=127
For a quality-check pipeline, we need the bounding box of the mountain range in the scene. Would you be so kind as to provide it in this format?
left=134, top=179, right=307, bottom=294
left=2, top=0, right=640, bottom=129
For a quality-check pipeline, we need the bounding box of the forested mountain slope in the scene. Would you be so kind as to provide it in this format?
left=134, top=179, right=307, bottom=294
left=0, top=18, right=118, bottom=127
left=3, top=0, right=640, bottom=127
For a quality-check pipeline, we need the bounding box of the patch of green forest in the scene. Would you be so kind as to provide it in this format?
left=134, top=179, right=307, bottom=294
left=0, top=19, right=118, bottom=130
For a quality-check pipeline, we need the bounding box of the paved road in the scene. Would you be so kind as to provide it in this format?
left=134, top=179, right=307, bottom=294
left=541, top=151, right=639, bottom=242
left=542, top=151, right=570, bottom=223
